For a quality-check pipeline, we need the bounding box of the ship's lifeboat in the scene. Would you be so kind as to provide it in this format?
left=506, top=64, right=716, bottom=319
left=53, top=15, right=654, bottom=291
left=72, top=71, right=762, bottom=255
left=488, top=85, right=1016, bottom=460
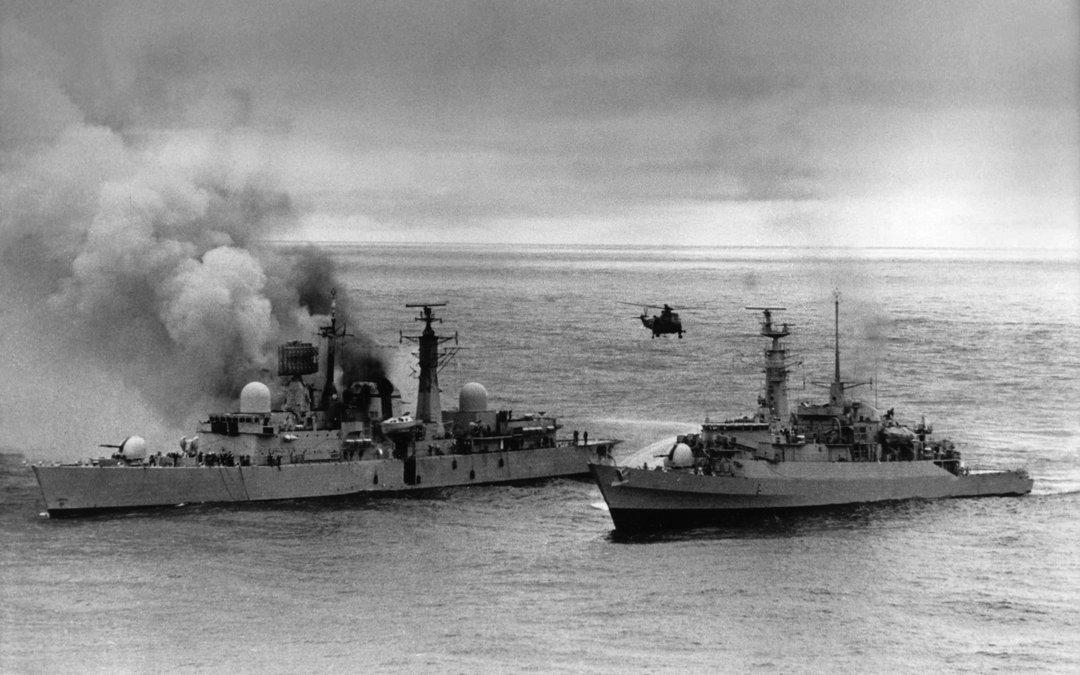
left=381, top=415, right=420, bottom=434
left=881, top=425, right=916, bottom=445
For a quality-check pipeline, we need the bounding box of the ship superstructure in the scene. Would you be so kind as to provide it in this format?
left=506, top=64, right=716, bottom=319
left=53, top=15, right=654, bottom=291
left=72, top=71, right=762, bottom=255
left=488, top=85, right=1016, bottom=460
left=33, top=297, right=616, bottom=517
left=589, top=296, right=1033, bottom=532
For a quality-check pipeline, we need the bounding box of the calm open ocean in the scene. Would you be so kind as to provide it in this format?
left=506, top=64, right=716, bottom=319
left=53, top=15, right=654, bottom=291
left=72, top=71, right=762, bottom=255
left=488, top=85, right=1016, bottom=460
left=3, top=244, right=1078, bottom=674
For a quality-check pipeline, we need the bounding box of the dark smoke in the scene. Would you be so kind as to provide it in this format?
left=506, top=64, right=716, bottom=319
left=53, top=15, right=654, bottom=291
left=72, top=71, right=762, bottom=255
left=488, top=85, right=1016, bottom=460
left=339, top=341, right=388, bottom=388
left=276, top=246, right=388, bottom=387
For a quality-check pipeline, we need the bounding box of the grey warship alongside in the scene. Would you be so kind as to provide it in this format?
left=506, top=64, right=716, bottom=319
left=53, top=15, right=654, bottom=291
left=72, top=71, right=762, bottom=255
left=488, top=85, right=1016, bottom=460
left=590, top=297, right=1033, bottom=532
left=34, top=298, right=616, bottom=517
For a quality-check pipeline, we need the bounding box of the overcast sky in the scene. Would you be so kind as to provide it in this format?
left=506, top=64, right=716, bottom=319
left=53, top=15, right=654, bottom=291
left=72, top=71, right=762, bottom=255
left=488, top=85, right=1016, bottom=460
left=3, top=0, right=1077, bottom=250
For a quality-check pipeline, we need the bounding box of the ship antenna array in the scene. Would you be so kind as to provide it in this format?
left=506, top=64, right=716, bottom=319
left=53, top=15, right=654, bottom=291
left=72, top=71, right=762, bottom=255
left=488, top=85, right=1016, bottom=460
left=745, top=306, right=789, bottom=337
left=400, top=302, right=460, bottom=373
left=314, top=289, right=354, bottom=411
left=400, top=302, right=457, bottom=342
left=318, top=288, right=354, bottom=342
left=824, top=291, right=871, bottom=395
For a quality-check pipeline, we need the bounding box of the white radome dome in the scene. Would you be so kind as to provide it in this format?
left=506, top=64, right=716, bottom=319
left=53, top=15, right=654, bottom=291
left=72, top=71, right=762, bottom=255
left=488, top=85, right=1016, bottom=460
left=669, top=442, right=694, bottom=468
left=240, top=382, right=272, bottom=413
left=459, top=382, right=489, bottom=413
left=120, top=436, right=147, bottom=460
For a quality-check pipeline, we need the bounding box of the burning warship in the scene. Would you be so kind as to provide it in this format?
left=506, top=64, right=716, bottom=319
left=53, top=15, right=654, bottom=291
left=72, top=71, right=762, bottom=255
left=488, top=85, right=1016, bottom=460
left=589, top=296, right=1033, bottom=532
left=33, top=296, right=616, bottom=517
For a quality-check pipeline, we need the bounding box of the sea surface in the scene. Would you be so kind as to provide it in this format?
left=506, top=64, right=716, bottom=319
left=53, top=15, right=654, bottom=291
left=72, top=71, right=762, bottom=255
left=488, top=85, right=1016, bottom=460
left=3, top=244, right=1078, bottom=674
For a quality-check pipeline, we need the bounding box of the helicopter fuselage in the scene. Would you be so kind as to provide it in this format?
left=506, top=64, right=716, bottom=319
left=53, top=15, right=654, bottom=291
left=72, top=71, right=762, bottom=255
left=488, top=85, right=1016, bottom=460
left=640, top=313, right=683, bottom=338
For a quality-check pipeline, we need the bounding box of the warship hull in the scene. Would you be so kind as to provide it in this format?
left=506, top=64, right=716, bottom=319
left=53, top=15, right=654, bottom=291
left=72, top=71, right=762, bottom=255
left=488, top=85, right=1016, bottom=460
left=590, top=461, right=1034, bottom=532
left=34, top=445, right=605, bottom=517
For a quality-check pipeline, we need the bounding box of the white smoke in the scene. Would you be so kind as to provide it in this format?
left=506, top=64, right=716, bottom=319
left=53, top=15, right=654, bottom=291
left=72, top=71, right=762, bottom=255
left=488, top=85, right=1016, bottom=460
left=0, top=20, right=356, bottom=460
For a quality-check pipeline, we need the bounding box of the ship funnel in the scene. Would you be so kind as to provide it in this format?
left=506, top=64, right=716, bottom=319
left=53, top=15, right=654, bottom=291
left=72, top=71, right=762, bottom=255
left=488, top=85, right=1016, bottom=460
left=377, top=377, right=395, bottom=420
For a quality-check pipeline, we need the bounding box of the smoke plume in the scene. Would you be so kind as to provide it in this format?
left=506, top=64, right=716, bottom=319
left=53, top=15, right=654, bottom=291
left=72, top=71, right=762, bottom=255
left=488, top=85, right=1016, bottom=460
left=0, top=20, right=379, bottom=458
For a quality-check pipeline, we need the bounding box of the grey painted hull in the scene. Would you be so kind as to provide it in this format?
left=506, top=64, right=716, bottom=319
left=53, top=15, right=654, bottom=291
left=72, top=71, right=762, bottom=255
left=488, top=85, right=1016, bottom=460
left=589, top=461, right=1034, bottom=531
left=34, top=445, right=606, bottom=517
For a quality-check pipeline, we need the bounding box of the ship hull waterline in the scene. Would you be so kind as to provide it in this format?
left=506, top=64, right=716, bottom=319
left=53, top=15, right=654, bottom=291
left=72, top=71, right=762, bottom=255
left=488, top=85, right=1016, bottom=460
left=589, top=461, right=1034, bottom=532
left=33, top=445, right=609, bottom=518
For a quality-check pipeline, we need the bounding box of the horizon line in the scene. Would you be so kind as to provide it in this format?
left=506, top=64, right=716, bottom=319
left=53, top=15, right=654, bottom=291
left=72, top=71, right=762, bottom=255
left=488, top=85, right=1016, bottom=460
left=253, top=239, right=1077, bottom=253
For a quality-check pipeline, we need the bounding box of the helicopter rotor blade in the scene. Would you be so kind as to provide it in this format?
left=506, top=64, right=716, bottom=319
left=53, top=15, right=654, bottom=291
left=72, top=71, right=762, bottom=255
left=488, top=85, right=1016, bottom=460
left=617, top=301, right=695, bottom=310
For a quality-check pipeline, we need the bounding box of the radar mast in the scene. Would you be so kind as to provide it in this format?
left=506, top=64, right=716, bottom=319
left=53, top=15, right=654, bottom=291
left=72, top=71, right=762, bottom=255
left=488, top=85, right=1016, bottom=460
left=317, top=289, right=353, bottom=411
left=746, top=306, right=790, bottom=427
left=400, top=303, right=457, bottom=427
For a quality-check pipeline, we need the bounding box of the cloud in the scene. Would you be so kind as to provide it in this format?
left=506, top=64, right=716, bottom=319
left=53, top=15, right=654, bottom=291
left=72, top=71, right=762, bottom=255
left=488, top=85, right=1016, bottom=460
left=3, top=0, right=1078, bottom=257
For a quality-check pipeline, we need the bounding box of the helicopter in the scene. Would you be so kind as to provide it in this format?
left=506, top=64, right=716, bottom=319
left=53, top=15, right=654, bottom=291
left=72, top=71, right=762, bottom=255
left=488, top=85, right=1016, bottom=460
left=618, top=302, right=690, bottom=338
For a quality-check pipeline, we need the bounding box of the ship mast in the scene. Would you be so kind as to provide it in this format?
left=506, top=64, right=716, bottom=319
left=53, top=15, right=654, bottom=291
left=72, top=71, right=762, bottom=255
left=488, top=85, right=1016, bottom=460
left=317, top=289, right=352, bottom=411
left=747, top=306, right=790, bottom=427
left=400, top=303, right=457, bottom=427
left=831, top=291, right=843, bottom=406
left=826, top=292, right=870, bottom=409
left=834, top=291, right=841, bottom=385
